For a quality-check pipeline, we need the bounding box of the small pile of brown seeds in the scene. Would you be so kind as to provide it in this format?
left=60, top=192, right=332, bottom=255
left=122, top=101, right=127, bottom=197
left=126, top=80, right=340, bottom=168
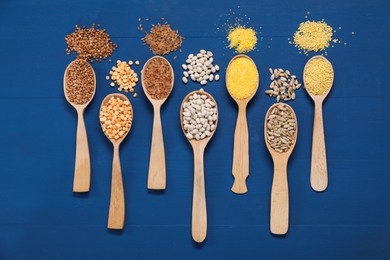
left=265, top=68, right=301, bottom=102
left=143, top=57, right=173, bottom=99
left=65, top=59, right=95, bottom=105
left=266, top=104, right=297, bottom=153
left=107, top=60, right=140, bottom=94
left=100, top=96, right=133, bottom=140
left=142, top=22, right=183, bottom=55
left=65, top=24, right=118, bottom=62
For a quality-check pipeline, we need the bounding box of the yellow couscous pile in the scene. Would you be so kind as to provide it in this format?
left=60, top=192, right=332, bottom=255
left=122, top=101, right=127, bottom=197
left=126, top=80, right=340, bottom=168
left=227, top=27, right=257, bottom=53
left=292, top=20, right=333, bottom=54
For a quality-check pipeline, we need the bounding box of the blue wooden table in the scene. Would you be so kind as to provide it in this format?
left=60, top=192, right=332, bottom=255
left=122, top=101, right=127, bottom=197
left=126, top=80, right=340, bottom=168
left=0, top=0, right=389, bottom=259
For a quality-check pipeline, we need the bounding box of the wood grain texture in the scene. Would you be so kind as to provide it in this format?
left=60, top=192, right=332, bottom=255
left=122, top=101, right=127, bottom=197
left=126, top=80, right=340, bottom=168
left=147, top=103, right=166, bottom=190
left=63, top=59, right=96, bottom=193
left=226, top=55, right=259, bottom=195
left=264, top=103, right=298, bottom=235
left=73, top=106, right=91, bottom=192
left=191, top=141, right=207, bottom=243
left=303, top=55, right=334, bottom=192
left=270, top=157, right=289, bottom=235
left=180, top=90, right=218, bottom=243
left=310, top=99, right=328, bottom=192
left=108, top=143, right=125, bottom=229
left=231, top=101, right=249, bottom=194
left=142, top=56, right=174, bottom=190
left=100, top=93, right=133, bottom=230
left=2, top=0, right=390, bottom=258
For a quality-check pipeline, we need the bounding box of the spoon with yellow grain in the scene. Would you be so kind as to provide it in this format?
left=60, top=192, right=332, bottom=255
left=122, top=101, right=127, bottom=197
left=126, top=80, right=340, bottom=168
left=63, top=59, right=96, bottom=192
left=226, top=55, right=259, bottom=194
left=99, top=93, right=133, bottom=229
left=303, top=55, right=334, bottom=192
left=264, top=103, right=298, bottom=235
left=180, top=90, right=218, bottom=243
left=141, top=56, right=174, bottom=190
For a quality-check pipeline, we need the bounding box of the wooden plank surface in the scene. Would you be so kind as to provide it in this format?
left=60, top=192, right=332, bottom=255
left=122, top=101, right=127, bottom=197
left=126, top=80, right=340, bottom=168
left=0, top=0, right=389, bottom=259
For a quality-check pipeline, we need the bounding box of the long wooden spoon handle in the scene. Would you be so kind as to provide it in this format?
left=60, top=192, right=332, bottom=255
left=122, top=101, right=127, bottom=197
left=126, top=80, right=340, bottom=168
left=147, top=106, right=166, bottom=190
left=310, top=101, right=328, bottom=192
left=108, top=145, right=125, bottom=230
left=231, top=105, right=249, bottom=194
left=73, top=108, right=91, bottom=192
left=270, top=159, right=289, bottom=235
left=192, top=145, right=207, bottom=243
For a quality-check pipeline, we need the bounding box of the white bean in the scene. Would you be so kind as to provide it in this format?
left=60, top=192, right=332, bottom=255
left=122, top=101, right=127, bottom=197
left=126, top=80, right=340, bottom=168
left=182, top=90, right=218, bottom=141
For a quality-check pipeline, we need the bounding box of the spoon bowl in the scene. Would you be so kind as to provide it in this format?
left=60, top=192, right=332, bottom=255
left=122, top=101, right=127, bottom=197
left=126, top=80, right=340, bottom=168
left=226, top=54, right=259, bottom=194
left=141, top=56, right=174, bottom=190
left=180, top=90, right=219, bottom=146
left=303, top=55, right=334, bottom=192
left=63, top=59, right=96, bottom=192
left=180, top=90, right=218, bottom=243
left=264, top=103, right=298, bottom=235
left=100, top=93, right=133, bottom=144
left=303, top=55, right=334, bottom=102
left=226, top=54, right=259, bottom=103
left=99, top=93, right=133, bottom=230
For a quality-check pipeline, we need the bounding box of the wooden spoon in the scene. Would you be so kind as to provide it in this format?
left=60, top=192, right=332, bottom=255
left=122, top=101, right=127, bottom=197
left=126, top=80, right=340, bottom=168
left=264, top=103, right=298, bottom=235
left=226, top=55, right=259, bottom=194
left=100, top=93, right=133, bottom=230
left=180, top=90, right=218, bottom=243
left=142, top=56, right=174, bottom=190
left=63, top=59, right=96, bottom=192
left=303, top=55, right=334, bottom=192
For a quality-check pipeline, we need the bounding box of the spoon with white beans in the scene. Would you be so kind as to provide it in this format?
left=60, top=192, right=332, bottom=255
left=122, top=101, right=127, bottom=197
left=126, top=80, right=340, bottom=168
left=180, top=89, right=218, bottom=243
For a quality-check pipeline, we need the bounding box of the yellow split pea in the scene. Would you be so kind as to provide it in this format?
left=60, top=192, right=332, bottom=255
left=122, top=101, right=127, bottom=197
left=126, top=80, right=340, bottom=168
left=226, top=57, right=258, bottom=99
left=304, top=57, right=334, bottom=95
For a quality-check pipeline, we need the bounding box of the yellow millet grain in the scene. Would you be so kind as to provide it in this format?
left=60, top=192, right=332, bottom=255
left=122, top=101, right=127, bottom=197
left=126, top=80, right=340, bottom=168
left=227, top=57, right=258, bottom=99
left=292, top=20, right=333, bottom=54
left=304, top=57, right=334, bottom=95
left=228, top=27, right=257, bottom=53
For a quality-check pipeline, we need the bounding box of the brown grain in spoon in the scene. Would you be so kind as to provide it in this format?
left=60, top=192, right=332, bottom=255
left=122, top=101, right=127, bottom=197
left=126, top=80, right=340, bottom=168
left=141, top=56, right=174, bottom=190
left=63, top=59, right=96, bottom=192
